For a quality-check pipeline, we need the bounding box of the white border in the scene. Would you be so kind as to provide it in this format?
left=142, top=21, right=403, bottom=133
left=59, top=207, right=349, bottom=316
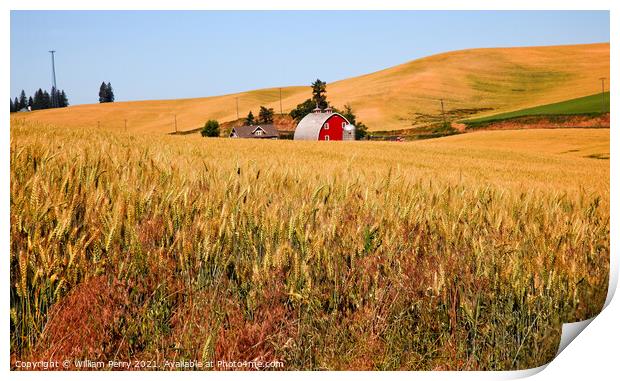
left=3, top=1, right=616, bottom=380
left=2, top=0, right=616, bottom=11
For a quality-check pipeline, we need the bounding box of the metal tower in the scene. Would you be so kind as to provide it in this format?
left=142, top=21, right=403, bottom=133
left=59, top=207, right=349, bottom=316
left=49, top=50, right=57, bottom=107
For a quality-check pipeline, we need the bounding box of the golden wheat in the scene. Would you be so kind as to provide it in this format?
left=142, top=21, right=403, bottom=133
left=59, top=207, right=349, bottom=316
left=10, top=120, right=609, bottom=370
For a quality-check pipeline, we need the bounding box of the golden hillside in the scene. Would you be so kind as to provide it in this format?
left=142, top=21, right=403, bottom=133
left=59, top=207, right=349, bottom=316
left=11, top=42, right=609, bottom=133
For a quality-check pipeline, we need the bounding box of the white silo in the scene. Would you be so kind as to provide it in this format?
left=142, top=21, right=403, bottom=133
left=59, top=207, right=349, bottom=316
left=343, top=124, right=356, bottom=141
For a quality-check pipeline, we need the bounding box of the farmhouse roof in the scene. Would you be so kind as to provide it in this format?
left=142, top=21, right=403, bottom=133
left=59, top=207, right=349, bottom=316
left=293, top=111, right=350, bottom=140
left=231, top=124, right=279, bottom=138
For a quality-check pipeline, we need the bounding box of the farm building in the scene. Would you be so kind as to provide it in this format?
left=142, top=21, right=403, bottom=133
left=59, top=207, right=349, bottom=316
left=294, top=107, right=355, bottom=141
left=230, top=124, right=279, bottom=139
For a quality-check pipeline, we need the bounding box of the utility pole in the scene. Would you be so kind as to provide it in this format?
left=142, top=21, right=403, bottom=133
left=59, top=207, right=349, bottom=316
left=49, top=50, right=57, bottom=108
left=235, top=97, right=239, bottom=119
left=124, top=119, right=127, bottom=132
left=440, top=99, right=447, bottom=126
left=279, top=87, right=283, bottom=115
left=599, top=77, right=606, bottom=113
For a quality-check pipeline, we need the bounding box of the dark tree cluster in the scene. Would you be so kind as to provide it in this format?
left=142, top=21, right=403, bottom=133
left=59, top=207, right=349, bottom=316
left=10, top=88, right=69, bottom=112
left=245, top=106, right=275, bottom=126
left=99, top=82, right=115, bottom=103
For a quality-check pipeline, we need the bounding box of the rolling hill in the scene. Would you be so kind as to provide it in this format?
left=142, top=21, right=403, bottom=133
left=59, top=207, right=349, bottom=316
left=10, top=42, right=609, bottom=133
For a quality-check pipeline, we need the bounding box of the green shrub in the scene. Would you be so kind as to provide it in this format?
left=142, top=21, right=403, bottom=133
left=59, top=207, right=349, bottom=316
left=201, top=120, right=220, bottom=137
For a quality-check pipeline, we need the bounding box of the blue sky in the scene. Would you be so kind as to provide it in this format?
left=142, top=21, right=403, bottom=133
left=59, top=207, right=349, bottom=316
left=10, top=11, right=609, bottom=105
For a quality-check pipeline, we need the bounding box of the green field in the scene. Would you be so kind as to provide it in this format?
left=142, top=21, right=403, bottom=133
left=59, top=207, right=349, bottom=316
left=465, top=92, right=610, bottom=124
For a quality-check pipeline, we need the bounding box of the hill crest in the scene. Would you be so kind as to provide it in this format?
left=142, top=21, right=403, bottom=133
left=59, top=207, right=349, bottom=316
left=11, top=42, right=609, bottom=133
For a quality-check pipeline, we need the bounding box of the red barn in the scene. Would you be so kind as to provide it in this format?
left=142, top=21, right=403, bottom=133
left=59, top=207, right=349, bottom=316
left=293, top=107, right=356, bottom=141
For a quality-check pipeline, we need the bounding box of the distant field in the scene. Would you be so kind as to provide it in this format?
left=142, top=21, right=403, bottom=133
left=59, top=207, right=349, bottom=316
left=10, top=42, right=610, bottom=133
left=465, top=92, right=610, bottom=124
left=11, top=120, right=609, bottom=370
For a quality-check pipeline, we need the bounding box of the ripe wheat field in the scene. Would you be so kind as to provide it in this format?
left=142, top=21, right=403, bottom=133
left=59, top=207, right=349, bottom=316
left=10, top=120, right=609, bottom=370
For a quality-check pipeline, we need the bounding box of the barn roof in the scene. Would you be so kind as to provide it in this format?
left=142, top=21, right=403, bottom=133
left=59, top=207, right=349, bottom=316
left=231, top=124, right=279, bottom=139
left=293, top=111, right=350, bottom=140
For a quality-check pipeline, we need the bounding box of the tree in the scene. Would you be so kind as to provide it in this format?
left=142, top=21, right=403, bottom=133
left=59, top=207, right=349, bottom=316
left=311, top=79, right=328, bottom=109
left=10, top=98, right=14, bottom=113
left=289, top=79, right=330, bottom=122
left=245, top=111, right=255, bottom=125
left=14, top=97, right=19, bottom=112
left=201, top=120, right=220, bottom=137
left=59, top=90, right=69, bottom=107
left=258, top=106, right=274, bottom=124
left=32, top=89, right=43, bottom=110
left=42, top=90, right=51, bottom=109
left=339, top=104, right=357, bottom=125
left=106, top=82, right=115, bottom=102
left=354, top=121, right=369, bottom=140
left=18, top=90, right=27, bottom=110
left=99, top=82, right=107, bottom=103
left=289, top=99, right=316, bottom=122
left=28, top=96, right=33, bottom=108
left=98, top=82, right=114, bottom=103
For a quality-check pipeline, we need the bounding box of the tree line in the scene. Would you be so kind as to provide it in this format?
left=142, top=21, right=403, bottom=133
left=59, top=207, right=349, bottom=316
left=10, top=88, right=69, bottom=113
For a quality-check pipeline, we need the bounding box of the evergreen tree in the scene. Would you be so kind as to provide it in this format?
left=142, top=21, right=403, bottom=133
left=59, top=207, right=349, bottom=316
left=18, top=90, right=27, bottom=110
left=28, top=96, right=33, bottom=108
left=32, top=89, right=43, bottom=110
left=10, top=98, right=14, bottom=113
left=42, top=90, right=51, bottom=109
left=258, top=106, right=274, bottom=124
left=106, top=82, right=115, bottom=102
left=59, top=90, right=69, bottom=107
left=99, top=82, right=108, bottom=103
left=245, top=111, right=255, bottom=125
left=14, top=97, right=19, bottom=112
left=311, top=79, right=328, bottom=109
